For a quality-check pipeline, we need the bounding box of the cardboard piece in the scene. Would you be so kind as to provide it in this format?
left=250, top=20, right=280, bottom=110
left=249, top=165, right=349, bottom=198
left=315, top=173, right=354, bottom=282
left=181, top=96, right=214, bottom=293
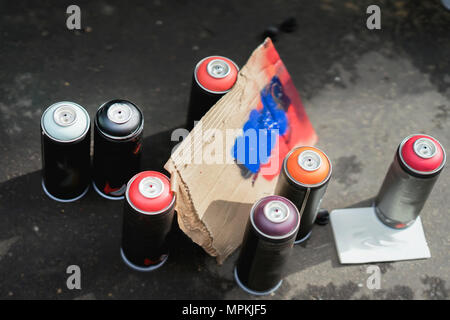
left=330, top=207, right=431, bottom=264
left=165, top=39, right=317, bottom=263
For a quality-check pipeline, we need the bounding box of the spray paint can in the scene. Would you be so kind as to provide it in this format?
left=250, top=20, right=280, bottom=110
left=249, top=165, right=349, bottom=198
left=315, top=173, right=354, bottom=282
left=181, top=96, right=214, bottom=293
left=186, top=56, right=239, bottom=130
left=93, top=99, right=144, bottom=200
left=275, top=146, right=332, bottom=243
left=40, top=101, right=91, bottom=202
left=121, top=171, right=175, bottom=271
left=375, top=134, right=446, bottom=229
left=235, top=195, right=300, bottom=295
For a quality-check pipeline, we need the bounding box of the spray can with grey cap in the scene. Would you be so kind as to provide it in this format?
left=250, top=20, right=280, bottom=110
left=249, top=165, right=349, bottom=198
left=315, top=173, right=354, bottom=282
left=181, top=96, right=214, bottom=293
left=40, top=101, right=91, bottom=202
left=375, top=134, right=446, bottom=229
left=185, top=56, right=239, bottom=131
left=93, top=99, right=144, bottom=200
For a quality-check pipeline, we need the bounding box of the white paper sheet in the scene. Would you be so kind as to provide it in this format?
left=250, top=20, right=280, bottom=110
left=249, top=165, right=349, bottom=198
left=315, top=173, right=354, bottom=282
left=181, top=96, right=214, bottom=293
left=330, top=207, right=431, bottom=264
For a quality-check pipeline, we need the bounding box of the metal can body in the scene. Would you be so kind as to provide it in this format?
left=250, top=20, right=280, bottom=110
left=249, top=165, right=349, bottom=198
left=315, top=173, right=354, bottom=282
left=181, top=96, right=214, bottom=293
left=235, top=195, right=300, bottom=295
left=186, top=56, right=239, bottom=130
left=40, top=101, right=91, bottom=202
left=375, top=134, right=446, bottom=229
left=121, top=171, right=175, bottom=272
left=275, top=146, right=332, bottom=243
left=93, top=100, right=144, bottom=200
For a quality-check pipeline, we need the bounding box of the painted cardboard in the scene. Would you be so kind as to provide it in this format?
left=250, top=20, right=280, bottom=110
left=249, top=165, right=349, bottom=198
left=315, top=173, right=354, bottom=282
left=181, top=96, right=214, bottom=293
left=165, top=38, right=317, bottom=263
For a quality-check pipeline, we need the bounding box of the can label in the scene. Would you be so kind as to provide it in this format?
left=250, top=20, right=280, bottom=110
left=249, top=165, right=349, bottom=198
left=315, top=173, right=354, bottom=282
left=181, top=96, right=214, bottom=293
left=93, top=128, right=142, bottom=198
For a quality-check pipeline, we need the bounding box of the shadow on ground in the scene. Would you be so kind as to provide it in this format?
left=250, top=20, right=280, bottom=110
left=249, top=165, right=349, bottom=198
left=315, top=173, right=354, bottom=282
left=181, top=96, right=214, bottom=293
left=0, top=129, right=232, bottom=299
left=0, top=127, right=340, bottom=299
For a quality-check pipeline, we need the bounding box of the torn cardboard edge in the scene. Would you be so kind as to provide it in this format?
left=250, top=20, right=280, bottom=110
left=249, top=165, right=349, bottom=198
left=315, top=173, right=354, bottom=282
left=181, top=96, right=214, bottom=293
left=165, top=160, right=218, bottom=256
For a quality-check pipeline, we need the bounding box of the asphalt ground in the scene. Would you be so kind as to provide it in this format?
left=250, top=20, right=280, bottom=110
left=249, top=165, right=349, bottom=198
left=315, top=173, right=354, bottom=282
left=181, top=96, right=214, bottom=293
left=0, top=0, right=449, bottom=299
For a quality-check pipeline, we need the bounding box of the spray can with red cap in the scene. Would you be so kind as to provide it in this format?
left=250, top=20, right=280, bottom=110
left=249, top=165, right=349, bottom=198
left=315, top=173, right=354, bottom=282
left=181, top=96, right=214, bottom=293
left=186, top=56, right=239, bottom=130
left=275, top=146, right=332, bottom=243
left=92, top=99, right=144, bottom=200
left=121, top=171, right=175, bottom=271
left=375, top=134, right=446, bottom=229
left=235, top=195, right=300, bottom=295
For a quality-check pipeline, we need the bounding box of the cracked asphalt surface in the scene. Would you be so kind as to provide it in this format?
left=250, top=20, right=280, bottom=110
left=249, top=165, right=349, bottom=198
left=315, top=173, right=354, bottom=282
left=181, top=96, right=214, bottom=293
left=0, top=0, right=449, bottom=300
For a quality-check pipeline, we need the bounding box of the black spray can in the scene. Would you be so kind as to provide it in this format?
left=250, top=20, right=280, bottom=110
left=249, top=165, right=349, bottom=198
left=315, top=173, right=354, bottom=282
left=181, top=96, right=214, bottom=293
left=41, top=101, right=91, bottom=202
left=121, top=171, right=175, bottom=271
left=275, top=146, right=332, bottom=243
left=375, top=134, right=446, bottom=229
left=235, top=195, right=300, bottom=295
left=93, top=100, right=144, bottom=200
left=186, top=56, right=239, bottom=130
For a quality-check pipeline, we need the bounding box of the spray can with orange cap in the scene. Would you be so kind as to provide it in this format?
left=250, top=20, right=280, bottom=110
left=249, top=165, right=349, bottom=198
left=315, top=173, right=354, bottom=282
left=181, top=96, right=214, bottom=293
left=186, top=56, right=239, bottom=130
left=375, top=134, right=446, bottom=229
left=121, top=171, right=175, bottom=271
left=275, top=146, right=332, bottom=243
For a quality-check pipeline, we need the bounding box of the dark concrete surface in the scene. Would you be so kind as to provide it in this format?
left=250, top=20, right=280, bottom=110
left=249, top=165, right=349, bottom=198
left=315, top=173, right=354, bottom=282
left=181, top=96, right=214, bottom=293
left=0, top=0, right=449, bottom=300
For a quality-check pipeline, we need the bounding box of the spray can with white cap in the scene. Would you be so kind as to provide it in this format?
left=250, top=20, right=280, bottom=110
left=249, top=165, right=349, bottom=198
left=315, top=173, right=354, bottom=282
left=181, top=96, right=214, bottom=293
left=92, top=99, right=144, bottom=200
left=275, top=146, right=332, bottom=243
left=375, top=134, right=446, bottom=229
left=121, top=171, right=175, bottom=271
left=186, top=56, right=239, bottom=130
left=40, top=101, right=91, bottom=202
